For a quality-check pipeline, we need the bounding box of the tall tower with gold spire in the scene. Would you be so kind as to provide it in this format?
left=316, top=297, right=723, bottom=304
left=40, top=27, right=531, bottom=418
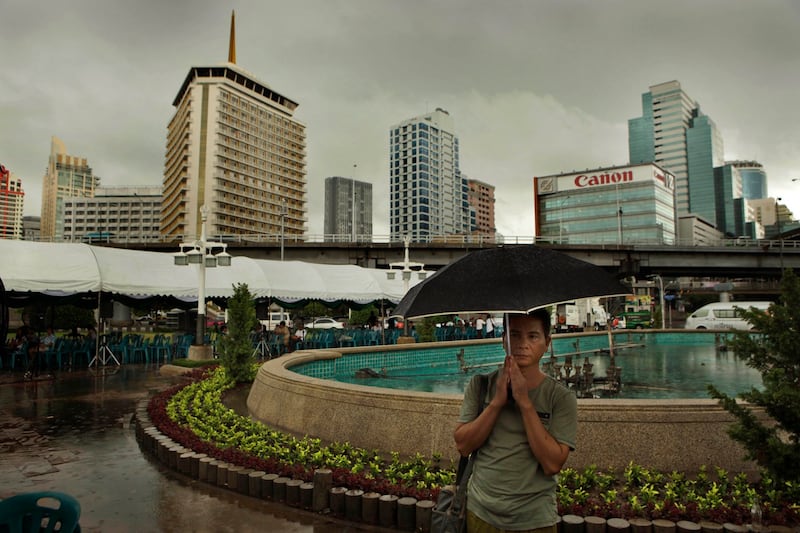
left=161, top=11, right=307, bottom=240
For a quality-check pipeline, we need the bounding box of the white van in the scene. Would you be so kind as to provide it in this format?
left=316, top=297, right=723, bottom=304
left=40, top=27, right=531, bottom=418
left=259, top=311, right=292, bottom=330
left=684, top=301, right=771, bottom=330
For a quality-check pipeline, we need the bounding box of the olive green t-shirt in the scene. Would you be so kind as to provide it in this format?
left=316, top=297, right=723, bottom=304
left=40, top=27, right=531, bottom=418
left=458, top=370, right=577, bottom=530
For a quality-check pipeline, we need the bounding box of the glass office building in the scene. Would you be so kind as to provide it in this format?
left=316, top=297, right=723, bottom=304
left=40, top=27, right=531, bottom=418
left=629, top=81, right=695, bottom=217
left=534, top=163, right=676, bottom=245
left=729, top=161, right=768, bottom=201
left=687, top=113, right=725, bottom=224
left=713, top=164, right=746, bottom=237
left=323, top=176, right=373, bottom=241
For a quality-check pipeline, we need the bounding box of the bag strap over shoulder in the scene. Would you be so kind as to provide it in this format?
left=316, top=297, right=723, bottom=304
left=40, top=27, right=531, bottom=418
left=455, top=374, right=490, bottom=483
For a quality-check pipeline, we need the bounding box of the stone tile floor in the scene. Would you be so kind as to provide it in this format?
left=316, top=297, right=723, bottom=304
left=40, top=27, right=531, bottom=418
left=0, top=365, right=380, bottom=532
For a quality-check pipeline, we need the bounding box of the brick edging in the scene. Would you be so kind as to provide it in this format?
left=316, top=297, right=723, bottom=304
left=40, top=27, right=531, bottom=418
left=134, top=399, right=788, bottom=533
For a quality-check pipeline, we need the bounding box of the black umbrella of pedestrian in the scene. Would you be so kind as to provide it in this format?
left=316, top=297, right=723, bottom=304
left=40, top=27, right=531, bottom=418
left=393, top=245, right=630, bottom=319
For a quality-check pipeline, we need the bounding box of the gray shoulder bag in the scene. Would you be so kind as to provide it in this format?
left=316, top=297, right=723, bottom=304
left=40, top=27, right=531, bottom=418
left=431, top=374, right=489, bottom=533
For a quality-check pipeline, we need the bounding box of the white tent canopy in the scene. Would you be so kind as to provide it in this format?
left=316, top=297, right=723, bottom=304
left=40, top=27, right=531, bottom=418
left=0, top=240, right=419, bottom=306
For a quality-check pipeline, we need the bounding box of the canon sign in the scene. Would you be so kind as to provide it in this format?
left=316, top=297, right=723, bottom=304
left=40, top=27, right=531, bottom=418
left=574, top=171, right=633, bottom=188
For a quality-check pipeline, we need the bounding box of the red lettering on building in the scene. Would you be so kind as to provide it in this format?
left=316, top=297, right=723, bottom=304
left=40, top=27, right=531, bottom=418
left=574, top=170, right=633, bottom=188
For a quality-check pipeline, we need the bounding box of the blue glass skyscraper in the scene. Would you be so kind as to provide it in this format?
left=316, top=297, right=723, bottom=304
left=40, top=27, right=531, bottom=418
left=629, top=81, right=738, bottom=238
left=729, top=161, right=768, bottom=200
left=687, top=114, right=725, bottom=224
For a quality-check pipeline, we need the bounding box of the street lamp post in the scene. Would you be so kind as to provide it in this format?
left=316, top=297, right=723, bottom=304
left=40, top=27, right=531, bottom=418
left=648, top=274, right=666, bottom=330
left=280, top=199, right=287, bottom=262
left=615, top=184, right=623, bottom=245
left=558, top=195, right=570, bottom=244
left=352, top=164, right=357, bottom=243
left=278, top=199, right=288, bottom=323
left=174, top=204, right=231, bottom=357
left=776, top=197, right=783, bottom=271
left=387, top=236, right=426, bottom=339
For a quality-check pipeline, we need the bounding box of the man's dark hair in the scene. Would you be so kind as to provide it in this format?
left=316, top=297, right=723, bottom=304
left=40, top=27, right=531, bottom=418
left=530, top=308, right=552, bottom=333
left=503, top=309, right=552, bottom=335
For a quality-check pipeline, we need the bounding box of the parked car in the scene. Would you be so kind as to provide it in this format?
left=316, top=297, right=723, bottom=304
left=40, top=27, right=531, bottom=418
left=304, top=317, right=345, bottom=329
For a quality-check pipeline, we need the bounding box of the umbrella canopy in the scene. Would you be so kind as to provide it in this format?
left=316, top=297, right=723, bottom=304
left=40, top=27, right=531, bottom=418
left=393, top=245, right=631, bottom=319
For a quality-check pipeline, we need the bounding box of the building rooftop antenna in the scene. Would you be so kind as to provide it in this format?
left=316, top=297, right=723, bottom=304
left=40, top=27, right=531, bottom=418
left=228, top=10, right=236, bottom=64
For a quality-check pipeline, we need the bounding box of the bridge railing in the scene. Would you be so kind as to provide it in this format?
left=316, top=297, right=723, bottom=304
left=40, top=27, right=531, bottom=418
left=32, top=233, right=800, bottom=250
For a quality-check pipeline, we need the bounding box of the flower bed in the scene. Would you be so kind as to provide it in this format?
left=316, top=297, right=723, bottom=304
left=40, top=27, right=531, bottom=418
left=142, top=366, right=799, bottom=528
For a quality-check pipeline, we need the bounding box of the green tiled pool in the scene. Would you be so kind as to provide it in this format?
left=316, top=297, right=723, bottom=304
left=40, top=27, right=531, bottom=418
left=291, top=331, right=763, bottom=399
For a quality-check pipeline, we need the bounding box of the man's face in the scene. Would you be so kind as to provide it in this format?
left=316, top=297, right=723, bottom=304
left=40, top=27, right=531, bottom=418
left=504, top=314, right=551, bottom=369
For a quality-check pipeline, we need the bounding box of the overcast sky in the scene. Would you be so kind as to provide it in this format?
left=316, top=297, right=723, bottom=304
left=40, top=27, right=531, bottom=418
left=2, top=0, right=799, bottom=237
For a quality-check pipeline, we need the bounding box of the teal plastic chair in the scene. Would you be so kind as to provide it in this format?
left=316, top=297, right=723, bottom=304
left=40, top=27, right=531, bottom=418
left=128, top=335, right=148, bottom=364
left=70, top=338, right=95, bottom=367
left=337, top=330, right=356, bottom=347
left=267, top=334, right=285, bottom=357
left=366, top=330, right=381, bottom=345
left=0, top=490, right=81, bottom=533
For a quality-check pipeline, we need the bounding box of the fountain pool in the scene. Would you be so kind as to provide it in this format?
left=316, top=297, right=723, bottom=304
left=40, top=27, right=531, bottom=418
left=247, top=331, right=765, bottom=475
left=293, top=331, right=762, bottom=399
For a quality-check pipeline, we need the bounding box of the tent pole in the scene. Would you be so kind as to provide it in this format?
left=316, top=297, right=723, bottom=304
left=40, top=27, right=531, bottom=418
left=93, top=292, right=101, bottom=366
left=380, top=301, right=386, bottom=345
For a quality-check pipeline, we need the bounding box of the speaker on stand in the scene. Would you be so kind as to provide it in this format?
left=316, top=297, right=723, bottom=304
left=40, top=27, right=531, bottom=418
left=90, top=297, right=120, bottom=368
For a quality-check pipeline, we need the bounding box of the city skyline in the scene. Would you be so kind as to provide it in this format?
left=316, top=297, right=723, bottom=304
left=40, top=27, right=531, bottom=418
left=2, top=0, right=799, bottom=237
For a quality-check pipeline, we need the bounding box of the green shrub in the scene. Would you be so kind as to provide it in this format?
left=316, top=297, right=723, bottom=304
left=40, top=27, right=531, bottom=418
left=217, top=283, right=258, bottom=382
left=709, top=269, right=800, bottom=485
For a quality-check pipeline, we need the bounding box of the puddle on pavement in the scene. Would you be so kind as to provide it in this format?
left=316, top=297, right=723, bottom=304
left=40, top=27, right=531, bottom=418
left=0, top=366, right=379, bottom=532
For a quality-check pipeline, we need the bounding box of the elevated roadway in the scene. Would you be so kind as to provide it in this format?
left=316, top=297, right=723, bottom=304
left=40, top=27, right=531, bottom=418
left=120, top=237, right=800, bottom=280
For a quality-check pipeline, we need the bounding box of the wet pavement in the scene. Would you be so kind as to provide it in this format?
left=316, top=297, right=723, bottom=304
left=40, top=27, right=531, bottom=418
left=0, top=365, right=382, bottom=532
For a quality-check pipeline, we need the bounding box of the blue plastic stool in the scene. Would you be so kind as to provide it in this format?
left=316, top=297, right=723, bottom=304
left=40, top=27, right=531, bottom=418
left=0, top=491, right=81, bottom=533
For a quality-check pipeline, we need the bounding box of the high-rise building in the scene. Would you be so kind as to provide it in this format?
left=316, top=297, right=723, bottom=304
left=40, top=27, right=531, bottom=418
left=0, top=165, right=24, bottom=240
left=729, top=161, right=768, bottom=200
left=40, top=136, right=98, bottom=241
left=712, top=164, right=746, bottom=237
left=22, top=216, right=41, bottom=241
left=534, top=163, right=676, bottom=245
left=467, top=178, right=496, bottom=238
left=161, top=12, right=307, bottom=241
left=687, top=114, right=725, bottom=224
left=749, top=197, right=796, bottom=238
left=323, top=176, right=372, bottom=241
left=629, top=81, right=720, bottom=220
left=389, top=108, right=470, bottom=241
left=62, top=186, right=162, bottom=243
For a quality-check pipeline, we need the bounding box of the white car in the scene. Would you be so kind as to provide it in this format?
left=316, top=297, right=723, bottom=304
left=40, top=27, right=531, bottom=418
left=304, top=317, right=345, bottom=329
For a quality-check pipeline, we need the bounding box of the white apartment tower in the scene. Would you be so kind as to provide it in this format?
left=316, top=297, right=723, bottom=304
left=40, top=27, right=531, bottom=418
left=161, top=12, right=307, bottom=240
left=389, top=108, right=470, bottom=241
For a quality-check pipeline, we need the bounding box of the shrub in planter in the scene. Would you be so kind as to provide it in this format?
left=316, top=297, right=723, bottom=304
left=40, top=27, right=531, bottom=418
left=147, top=367, right=799, bottom=526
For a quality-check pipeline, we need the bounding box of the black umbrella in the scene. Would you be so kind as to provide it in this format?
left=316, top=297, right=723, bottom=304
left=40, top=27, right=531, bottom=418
left=393, top=245, right=630, bottom=319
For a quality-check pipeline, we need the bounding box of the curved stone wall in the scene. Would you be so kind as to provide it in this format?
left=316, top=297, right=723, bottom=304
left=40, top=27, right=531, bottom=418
left=247, top=343, right=760, bottom=475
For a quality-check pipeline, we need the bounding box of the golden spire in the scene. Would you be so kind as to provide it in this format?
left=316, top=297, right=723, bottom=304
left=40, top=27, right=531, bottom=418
left=228, top=10, right=236, bottom=64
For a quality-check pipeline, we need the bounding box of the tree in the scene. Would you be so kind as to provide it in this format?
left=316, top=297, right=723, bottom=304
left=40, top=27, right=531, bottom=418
left=708, top=269, right=800, bottom=484
left=301, top=301, right=332, bottom=321
left=348, top=305, right=379, bottom=328
left=217, top=283, right=258, bottom=383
